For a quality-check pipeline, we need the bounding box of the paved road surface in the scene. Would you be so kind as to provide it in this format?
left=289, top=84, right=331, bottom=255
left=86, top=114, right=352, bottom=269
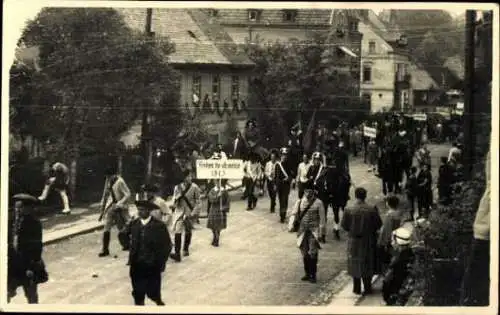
left=8, top=144, right=450, bottom=306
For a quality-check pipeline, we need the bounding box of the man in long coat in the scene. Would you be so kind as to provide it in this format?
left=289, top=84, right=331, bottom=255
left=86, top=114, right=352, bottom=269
left=170, top=170, right=202, bottom=262
left=8, top=194, right=46, bottom=304
left=341, top=187, right=382, bottom=295
left=127, top=198, right=171, bottom=306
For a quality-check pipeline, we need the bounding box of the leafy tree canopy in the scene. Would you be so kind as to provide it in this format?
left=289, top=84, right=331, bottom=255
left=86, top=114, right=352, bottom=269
left=244, top=33, right=366, bottom=146
left=13, top=8, right=182, bottom=160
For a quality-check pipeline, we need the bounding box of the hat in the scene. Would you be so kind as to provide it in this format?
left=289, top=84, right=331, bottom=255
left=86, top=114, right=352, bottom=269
left=280, top=147, right=289, bottom=154
left=12, top=193, right=39, bottom=206
left=135, top=200, right=160, bottom=211
left=312, top=152, right=322, bottom=159
left=338, top=141, right=345, bottom=148
left=393, top=227, right=412, bottom=245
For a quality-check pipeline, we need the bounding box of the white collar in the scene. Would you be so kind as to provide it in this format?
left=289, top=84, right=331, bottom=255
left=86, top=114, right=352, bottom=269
left=140, top=216, right=152, bottom=226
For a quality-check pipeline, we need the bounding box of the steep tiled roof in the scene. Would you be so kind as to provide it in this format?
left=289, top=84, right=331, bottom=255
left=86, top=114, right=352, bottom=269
left=117, top=8, right=253, bottom=66
left=411, top=64, right=439, bottom=90
left=210, top=9, right=332, bottom=26
left=186, top=9, right=254, bottom=66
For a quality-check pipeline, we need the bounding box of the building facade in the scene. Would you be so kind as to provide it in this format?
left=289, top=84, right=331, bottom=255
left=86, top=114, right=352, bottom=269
left=355, top=10, right=412, bottom=113
left=117, top=8, right=255, bottom=144
left=206, top=8, right=333, bottom=44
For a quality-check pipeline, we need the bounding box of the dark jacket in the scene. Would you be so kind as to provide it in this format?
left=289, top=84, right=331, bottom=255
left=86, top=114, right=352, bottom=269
left=127, top=217, right=171, bottom=272
left=8, top=214, right=43, bottom=280
left=275, top=159, right=296, bottom=185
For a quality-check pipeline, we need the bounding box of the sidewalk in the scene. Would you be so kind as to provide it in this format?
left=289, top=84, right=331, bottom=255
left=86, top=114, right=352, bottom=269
left=42, top=179, right=242, bottom=245
left=325, top=221, right=417, bottom=307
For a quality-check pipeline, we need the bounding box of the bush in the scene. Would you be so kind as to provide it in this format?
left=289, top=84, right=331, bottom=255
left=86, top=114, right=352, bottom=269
left=410, top=166, right=487, bottom=305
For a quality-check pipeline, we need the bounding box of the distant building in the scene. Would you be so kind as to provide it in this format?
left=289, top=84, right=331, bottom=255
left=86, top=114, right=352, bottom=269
left=354, top=10, right=412, bottom=113
left=206, top=8, right=333, bottom=44
left=409, top=63, right=441, bottom=113
left=117, top=8, right=255, bottom=144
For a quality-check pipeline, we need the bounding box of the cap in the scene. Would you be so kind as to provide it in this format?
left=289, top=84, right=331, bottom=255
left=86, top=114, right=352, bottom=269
left=393, top=227, right=412, bottom=245
left=338, top=141, right=345, bottom=148
left=312, top=152, right=322, bottom=159
left=280, top=147, right=289, bottom=154
left=12, top=193, right=39, bottom=206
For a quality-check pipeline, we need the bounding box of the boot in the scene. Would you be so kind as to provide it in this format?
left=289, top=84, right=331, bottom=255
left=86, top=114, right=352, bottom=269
left=183, top=232, right=192, bottom=256
left=60, top=190, right=71, bottom=214
left=98, top=231, right=110, bottom=257
left=170, top=234, right=182, bottom=262
left=309, top=256, right=318, bottom=283
left=301, top=256, right=310, bottom=281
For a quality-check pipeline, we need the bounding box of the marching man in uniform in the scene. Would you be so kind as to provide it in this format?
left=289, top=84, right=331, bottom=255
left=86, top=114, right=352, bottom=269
left=264, top=149, right=279, bottom=213
left=289, top=185, right=326, bottom=283
left=38, top=162, right=71, bottom=214
left=306, top=152, right=329, bottom=243
left=170, top=170, right=202, bottom=262
left=98, top=165, right=132, bottom=257
left=274, top=147, right=296, bottom=223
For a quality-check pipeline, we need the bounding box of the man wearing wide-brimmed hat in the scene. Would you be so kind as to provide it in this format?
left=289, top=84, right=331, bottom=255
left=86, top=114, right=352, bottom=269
left=289, top=184, right=326, bottom=283
left=127, top=196, right=171, bottom=306
left=8, top=194, right=47, bottom=304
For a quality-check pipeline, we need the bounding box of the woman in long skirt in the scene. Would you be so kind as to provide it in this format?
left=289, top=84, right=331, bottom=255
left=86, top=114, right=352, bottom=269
left=207, top=179, right=230, bottom=247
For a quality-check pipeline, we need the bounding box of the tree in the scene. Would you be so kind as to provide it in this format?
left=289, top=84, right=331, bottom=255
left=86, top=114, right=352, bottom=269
left=244, top=34, right=364, bottom=147
left=389, top=10, right=465, bottom=67
left=13, top=8, right=182, bottom=196
left=17, top=8, right=181, bottom=160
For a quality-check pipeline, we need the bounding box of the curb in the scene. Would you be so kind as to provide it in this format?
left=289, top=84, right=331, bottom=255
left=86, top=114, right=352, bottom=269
left=325, top=274, right=382, bottom=307
left=42, top=184, right=243, bottom=246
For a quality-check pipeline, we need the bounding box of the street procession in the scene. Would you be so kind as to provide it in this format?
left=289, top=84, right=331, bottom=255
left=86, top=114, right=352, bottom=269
left=8, top=111, right=468, bottom=306
left=5, top=4, right=492, bottom=310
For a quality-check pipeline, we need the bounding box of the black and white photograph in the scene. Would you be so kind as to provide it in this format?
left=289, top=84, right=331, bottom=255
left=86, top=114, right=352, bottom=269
left=1, top=1, right=497, bottom=313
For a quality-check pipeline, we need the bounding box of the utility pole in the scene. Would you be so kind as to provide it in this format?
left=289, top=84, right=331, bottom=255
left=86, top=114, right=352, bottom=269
left=463, top=10, right=476, bottom=179
left=143, top=8, right=154, bottom=182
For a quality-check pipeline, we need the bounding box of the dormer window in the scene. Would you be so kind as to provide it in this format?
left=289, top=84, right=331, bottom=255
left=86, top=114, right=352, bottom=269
left=397, top=35, right=408, bottom=47
left=208, top=9, right=219, bottom=17
left=248, top=9, right=260, bottom=22
left=283, top=10, right=297, bottom=22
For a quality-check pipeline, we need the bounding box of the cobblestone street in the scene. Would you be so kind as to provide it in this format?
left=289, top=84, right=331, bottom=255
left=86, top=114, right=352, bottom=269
left=9, top=145, right=449, bottom=306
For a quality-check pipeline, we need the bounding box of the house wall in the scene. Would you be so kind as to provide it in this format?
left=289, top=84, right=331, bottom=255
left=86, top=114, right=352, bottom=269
left=222, top=26, right=328, bottom=44
left=177, top=67, right=250, bottom=143
left=359, top=22, right=395, bottom=113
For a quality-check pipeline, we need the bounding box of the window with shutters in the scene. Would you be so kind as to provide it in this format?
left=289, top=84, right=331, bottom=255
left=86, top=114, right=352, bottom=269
left=231, top=75, right=240, bottom=101
left=212, top=74, right=221, bottom=101
left=192, top=74, right=201, bottom=103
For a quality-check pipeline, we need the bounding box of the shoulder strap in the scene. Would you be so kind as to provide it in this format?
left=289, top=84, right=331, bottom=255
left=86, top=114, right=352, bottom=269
left=297, top=199, right=315, bottom=223
left=177, top=183, right=194, bottom=211
left=108, top=175, right=120, bottom=204
left=314, top=165, right=324, bottom=184
left=277, top=162, right=289, bottom=179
